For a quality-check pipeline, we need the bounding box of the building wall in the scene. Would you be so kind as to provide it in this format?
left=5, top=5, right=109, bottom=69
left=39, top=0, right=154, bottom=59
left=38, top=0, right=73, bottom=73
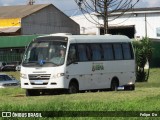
left=21, top=5, right=80, bottom=35
left=71, top=11, right=160, bottom=39
left=71, top=14, right=99, bottom=35
left=108, top=12, right=160, bottom=39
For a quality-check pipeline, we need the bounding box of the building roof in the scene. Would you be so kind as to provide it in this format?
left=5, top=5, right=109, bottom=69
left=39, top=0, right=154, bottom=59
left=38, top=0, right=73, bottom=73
left=132, top=7, right=160, bottom=12
left=111, top=7, right=160, bottom=15
left=0, top=4, right=51, bottom=18
left=89, top=7, right=160, bottom=17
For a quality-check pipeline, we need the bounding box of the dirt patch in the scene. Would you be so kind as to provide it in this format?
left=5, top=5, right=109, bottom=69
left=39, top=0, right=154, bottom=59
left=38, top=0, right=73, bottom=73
left=12, top=94, right=25, bottom=97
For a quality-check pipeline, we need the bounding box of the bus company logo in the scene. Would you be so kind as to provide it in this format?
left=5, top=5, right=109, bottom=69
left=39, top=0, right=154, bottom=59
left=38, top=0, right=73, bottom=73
left=2, top=112, right=11, bottom=117
left=36, top=75, right=42, bottom=79
left=92, top=63, right=104, bottom=72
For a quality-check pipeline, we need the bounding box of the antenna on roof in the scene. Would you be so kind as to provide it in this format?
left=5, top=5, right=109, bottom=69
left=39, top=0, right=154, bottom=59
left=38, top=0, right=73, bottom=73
left=28, top=0, right=35, bottom=5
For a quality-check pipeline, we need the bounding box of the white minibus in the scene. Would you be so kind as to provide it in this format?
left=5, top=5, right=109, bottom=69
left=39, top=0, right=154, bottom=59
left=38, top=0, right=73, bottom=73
left=20, top=33, right=136, bottom=96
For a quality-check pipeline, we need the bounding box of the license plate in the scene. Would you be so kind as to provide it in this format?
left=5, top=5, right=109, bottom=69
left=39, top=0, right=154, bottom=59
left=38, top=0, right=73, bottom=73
left=117, top=86, right=124, bottom=90
left=34, top=81, right=43, bottom=84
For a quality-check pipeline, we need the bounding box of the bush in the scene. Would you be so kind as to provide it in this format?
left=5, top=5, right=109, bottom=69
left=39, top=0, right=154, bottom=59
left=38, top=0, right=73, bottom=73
left=132, top=37, right=153, bottom=82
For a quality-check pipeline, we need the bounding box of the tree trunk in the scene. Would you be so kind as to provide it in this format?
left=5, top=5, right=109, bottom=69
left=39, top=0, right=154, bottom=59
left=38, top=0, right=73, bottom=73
left=104, top=0, right=108, bottom=34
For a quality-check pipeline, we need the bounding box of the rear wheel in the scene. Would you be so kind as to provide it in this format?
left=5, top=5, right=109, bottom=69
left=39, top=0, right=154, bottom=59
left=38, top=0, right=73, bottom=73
left=125, top=84, right=135, bottom=91
left=110, top=80, right=119, bottom=91
left=68, top=82, right=79, bottom=94
left=131, top=84, right=135, bottom=90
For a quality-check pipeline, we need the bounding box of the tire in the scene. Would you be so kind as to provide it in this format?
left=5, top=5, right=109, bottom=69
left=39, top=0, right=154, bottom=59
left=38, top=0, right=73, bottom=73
left=110, top=80, right=119, bottom=91
left=68, top=82, right=79, bottom=94
left=129, top=84, right=135, bottom=91
left=26, top=89, right=40, bottom=96
left=132, top=85, right=135, bottom=90
left=124, top=84, right=135, bottom=91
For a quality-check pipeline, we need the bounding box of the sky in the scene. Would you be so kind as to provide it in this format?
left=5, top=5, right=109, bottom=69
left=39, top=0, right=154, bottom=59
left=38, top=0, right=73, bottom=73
left=0, top=0, right=160, bottom=16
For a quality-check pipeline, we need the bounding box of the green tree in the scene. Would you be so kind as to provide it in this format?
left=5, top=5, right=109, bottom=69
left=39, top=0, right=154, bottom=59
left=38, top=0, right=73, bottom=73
left=133, top=37, right=153, bottom=82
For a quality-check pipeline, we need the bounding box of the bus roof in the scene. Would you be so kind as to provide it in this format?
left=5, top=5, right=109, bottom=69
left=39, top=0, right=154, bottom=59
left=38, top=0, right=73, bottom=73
left=38, top=34, right=131, bottom=43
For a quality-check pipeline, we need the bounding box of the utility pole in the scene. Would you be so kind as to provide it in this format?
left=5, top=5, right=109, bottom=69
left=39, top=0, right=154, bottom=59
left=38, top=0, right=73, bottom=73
left=145, top=13, right=147, bottom=37
left=28, top=0, right=35, bottom=5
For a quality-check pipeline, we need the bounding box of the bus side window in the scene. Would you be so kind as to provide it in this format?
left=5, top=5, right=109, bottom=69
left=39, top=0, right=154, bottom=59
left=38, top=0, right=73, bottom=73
left=78, top=44, right=90, bottom=61
left=91, top=44, right=102, bottom=61
left=113, top=44, right=123, bottom=60
left=67, top=44, right=77, bottom=65
left=122, top=43, right=132, bottom=60
left=102, top=44, right=114, bottom=60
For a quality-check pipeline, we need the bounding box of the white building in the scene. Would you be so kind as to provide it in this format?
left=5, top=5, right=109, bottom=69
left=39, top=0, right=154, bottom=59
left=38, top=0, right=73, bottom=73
left=71, top=7, right=160, bottom=39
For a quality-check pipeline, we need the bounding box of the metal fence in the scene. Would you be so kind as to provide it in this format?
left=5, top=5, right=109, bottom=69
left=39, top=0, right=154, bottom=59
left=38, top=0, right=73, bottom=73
left=0, top=53, right=23, bottom=63
left=150, top=41, right=160, bottom=68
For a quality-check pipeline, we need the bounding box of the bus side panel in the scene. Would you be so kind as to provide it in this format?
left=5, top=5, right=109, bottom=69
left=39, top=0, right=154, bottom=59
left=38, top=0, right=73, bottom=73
left=102, top=60, right=136, bottom=87
left=66, top=62, right=93, bottom=90
left=66, top=59, right=135, bottom=90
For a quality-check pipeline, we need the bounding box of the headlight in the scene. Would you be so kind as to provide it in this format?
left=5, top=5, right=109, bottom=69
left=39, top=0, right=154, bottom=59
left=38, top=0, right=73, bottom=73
left=20, top=73, right=27, bottom=79
left=52, top=73, right=65, bottom=78
left=128, top=82, right=133, bottom=85
left=0, top=85, right=5, bottom=88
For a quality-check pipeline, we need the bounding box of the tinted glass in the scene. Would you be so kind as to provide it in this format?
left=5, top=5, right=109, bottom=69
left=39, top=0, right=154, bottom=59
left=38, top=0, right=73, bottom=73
left=78, top=44, right=88, bottom=61
left=102, top=44, right=114, bottom=60
left=67, top=44, right=77, bottom=64
left=113, top=44, right=123, bottom=60
left=90, top=44, right=102, bottom=61
left=122, top=43, right=132, bottom=60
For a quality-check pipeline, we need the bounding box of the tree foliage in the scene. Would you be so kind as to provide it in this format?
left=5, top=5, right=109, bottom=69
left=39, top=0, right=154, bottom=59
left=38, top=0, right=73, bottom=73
left=132, top=37, right=153, bottom=82
left=75, top=0, right=139, bottom=34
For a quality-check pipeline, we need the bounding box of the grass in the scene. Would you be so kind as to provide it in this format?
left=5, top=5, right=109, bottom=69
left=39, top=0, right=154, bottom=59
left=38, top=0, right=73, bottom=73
left=0, top=69, right=160, bottom=119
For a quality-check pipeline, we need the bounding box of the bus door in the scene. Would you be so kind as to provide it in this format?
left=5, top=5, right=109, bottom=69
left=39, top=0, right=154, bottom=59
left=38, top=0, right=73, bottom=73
left=66, top=44, right=92, bottom=90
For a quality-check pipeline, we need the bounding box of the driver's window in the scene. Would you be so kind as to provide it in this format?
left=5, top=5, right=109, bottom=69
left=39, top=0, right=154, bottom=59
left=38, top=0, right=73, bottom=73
left=67, top=44, right=77, bottom=65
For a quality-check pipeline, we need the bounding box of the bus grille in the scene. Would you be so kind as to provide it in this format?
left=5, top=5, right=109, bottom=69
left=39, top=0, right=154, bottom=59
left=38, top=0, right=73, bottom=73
left=28, top=74, right=51, bottom=80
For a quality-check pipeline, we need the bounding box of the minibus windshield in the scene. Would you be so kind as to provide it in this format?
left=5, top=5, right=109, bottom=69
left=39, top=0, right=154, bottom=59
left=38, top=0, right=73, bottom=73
left=22, top=37, right=67, bottom=67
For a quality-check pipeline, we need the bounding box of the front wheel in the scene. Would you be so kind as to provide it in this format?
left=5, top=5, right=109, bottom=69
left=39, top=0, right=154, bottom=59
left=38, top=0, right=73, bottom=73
left=68, top=82, right=79, bottom=94
left=110, top=80, right=119, bottom=91
left=26, top=89, right=40, bottom=96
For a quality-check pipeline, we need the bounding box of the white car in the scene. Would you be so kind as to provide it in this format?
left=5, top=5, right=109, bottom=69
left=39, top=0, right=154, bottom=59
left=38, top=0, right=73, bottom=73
left=0, top=73, right=20, bottom=88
